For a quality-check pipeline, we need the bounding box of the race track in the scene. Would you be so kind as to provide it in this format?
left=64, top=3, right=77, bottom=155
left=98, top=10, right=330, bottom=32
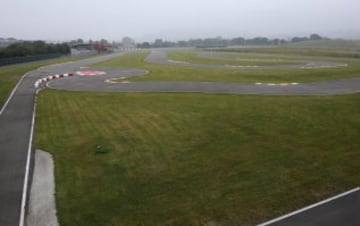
left=48, top=49, right=360, bottom=95
left=0, top=49, right=359, bottom=226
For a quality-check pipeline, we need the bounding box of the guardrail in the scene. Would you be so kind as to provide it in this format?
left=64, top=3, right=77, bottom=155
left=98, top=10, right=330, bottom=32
left=0, top=54, right=64, bottom=67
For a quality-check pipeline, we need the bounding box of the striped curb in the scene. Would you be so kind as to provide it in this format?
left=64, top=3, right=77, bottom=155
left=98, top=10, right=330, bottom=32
left=34, top=73, right=73, bottom=88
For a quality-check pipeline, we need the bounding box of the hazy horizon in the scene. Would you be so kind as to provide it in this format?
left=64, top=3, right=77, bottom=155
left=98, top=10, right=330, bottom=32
left=1, top=0, right=360, bottom=42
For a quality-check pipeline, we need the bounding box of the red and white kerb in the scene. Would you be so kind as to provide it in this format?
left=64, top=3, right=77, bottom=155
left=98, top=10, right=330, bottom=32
left=34, top=73, right=73, bottom=88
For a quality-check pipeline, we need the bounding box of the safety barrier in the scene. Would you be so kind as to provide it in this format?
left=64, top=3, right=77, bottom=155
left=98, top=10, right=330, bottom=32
left=0, top=54, right=63, bottom=67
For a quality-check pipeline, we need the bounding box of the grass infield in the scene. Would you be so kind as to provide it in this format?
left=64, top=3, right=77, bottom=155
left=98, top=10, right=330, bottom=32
left=35, top=90, right=360, bottom=226
left=166, top=50, right=297, bottom=66
left=93, top=50, right=360, bottom=84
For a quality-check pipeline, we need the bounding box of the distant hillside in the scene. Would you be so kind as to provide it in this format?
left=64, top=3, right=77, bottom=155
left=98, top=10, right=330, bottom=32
left=283, top=39, right=360, bottom=51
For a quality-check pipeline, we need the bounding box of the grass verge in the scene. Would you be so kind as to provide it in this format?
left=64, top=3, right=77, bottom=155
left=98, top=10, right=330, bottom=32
left=35, top=90, right=360, bottom=226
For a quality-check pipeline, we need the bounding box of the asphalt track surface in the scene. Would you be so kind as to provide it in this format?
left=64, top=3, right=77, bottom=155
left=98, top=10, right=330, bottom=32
left=258, top=188, right=360, bottom=226
left=48, top=50, right=360, bottom=95
left=0, top=52, right=129, bottom=226
left=0, top=49, right=359, bottom=226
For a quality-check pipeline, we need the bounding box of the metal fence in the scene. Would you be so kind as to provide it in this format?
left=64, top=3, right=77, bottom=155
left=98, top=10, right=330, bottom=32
left=0, top=54, right=64, bottom=67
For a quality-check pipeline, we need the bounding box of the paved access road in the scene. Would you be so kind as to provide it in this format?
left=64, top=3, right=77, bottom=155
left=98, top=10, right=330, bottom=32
left=0, top=49, right=359, bottom=226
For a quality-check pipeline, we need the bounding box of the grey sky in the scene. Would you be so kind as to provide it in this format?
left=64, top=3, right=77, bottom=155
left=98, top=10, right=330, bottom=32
left=1, top=0, right=359, bottom=42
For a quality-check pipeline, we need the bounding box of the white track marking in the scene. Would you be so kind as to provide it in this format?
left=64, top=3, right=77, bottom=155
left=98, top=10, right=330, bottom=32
left=19, top=89, right=41, bottom=226
left=104, top=78, right=119, bottom=84
left=253, top=82, right=300, bottom=86
left=168, top=59, right=189, bottom=64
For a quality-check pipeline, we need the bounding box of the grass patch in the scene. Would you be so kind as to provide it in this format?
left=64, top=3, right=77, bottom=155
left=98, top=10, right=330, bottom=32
left=210, top=47, right=360, bottom=58
left=208, top=51, right=354, bottom=63
left=167, top=50, right=297, bottom=66
left=95, top=144, right=111, bottom=154
left=93, top=50, right=360, bottom=84
left=0, top=55, right=93, bottom=108
left=35, top=90, right=360, bottom=226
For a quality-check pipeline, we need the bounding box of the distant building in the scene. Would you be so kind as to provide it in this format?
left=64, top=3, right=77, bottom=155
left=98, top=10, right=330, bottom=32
left=122, top=37, right=136, bottom=48
left=70, top=44, right=97, bottom=56
left=70, top=43, right=114, bottom=56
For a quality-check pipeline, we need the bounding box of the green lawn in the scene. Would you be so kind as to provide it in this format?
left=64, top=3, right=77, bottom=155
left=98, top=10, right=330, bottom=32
left=0, top=55, right=92, bottom=108
left=35, top=90, right=360, bottom=226
left=209, top=47, right=360, bottom=58
left=93, top=51, right=360, bottom=84
left=206, top=51, right=357, bottom=63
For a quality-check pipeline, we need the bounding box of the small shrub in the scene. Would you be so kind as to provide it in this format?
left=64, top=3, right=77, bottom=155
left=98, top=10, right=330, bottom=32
left=95, top=145, right=110, bottom=154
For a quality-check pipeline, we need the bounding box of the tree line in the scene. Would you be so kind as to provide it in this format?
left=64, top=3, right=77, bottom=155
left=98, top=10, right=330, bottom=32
left=137, top=34, right=325, bottom=48
left=0, top=41, right=70, bottom=58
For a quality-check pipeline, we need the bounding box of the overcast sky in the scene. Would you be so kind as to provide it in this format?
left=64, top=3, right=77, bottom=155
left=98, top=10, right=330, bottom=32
left=1, top=0, right=359, bottom=42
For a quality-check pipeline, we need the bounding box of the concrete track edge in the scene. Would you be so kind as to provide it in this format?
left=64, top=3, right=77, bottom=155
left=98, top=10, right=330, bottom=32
left=26, top=150, right=58, bottom=226
left=19, top=89, right=39, bottom=226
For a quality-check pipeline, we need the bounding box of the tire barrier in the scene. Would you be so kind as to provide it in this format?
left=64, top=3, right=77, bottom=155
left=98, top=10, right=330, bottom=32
left=34, top=73, right=73, bottom=88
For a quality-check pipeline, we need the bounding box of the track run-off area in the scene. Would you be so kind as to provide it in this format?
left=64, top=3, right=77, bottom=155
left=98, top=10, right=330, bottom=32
left=0, top=49, right=359, bottom=226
